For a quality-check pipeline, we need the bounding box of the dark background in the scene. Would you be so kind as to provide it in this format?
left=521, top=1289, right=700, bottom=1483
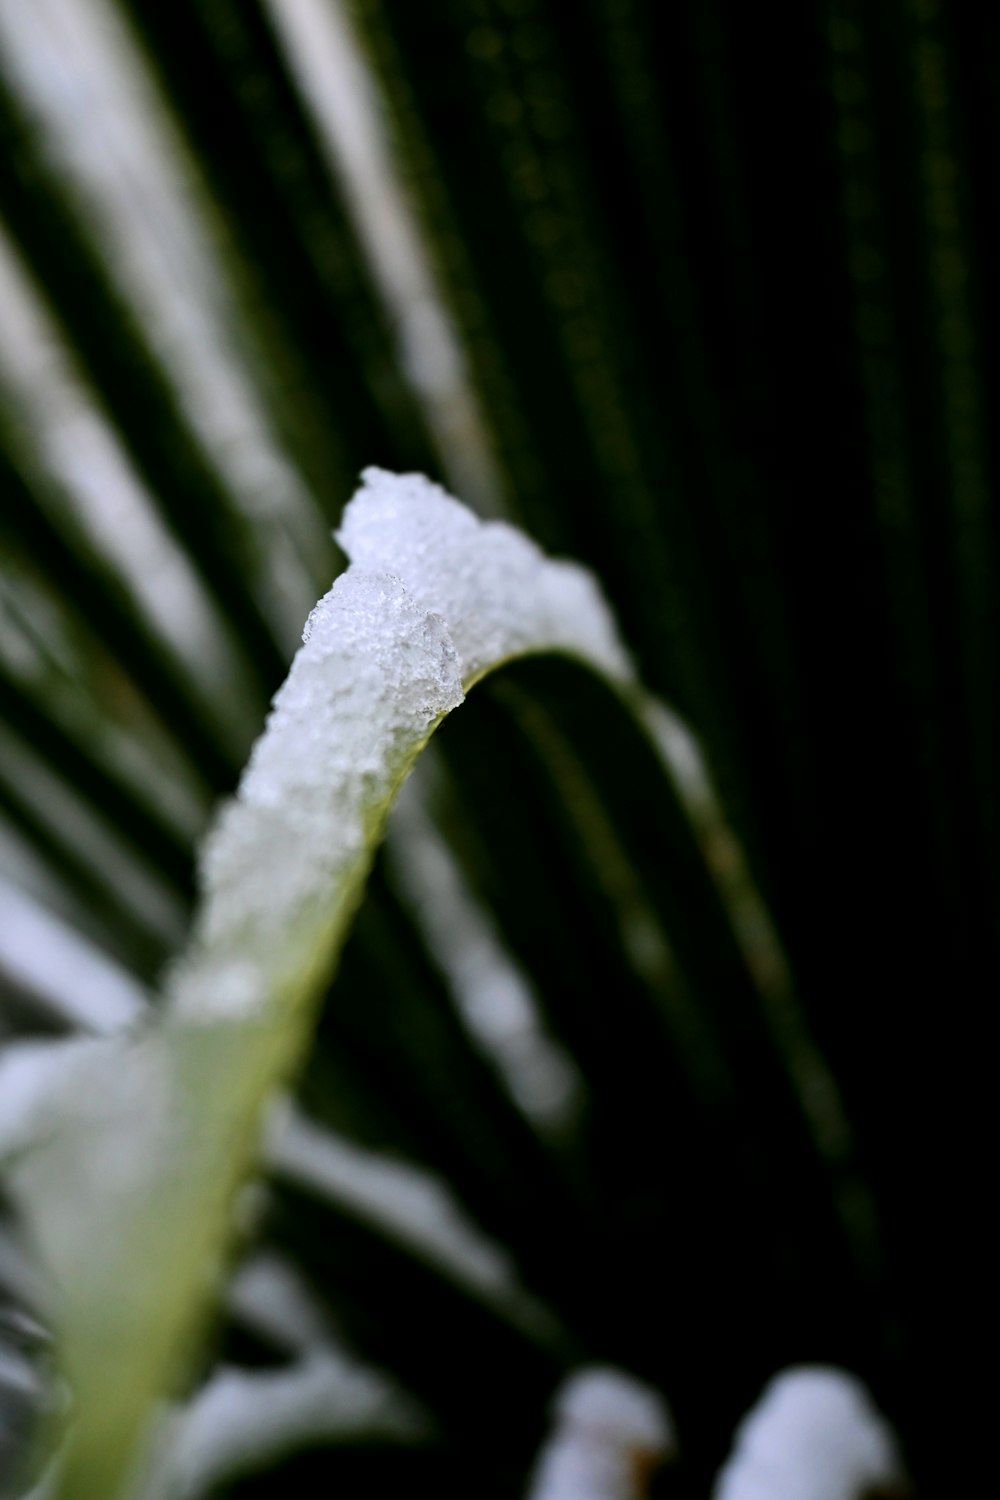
left=1, top=0, right=994, bottom=1492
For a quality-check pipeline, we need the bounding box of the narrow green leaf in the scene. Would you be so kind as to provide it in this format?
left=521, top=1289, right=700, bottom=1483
left=5, top=470, right=665, bottom=1498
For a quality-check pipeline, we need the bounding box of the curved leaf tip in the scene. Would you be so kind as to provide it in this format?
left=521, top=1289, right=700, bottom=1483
left=339, top=467, right=634, bottom=685
left=5, top=468, right=646, bottom=1498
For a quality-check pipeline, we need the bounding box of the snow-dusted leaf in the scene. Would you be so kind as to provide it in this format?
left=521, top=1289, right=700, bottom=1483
left=1, top=470, right=655, bottom=1499
left=712, top=1368, right=905, bottom=1500
left=525, top=1367, right=674, bottom=1500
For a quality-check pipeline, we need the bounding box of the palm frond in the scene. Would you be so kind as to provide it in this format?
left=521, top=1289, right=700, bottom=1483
left=1, top=0, right=993, bottom=1494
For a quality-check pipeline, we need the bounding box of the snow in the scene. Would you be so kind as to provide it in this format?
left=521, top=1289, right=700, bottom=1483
left=337, top=468, right=634, bottom=684
left=169, top=469, right=637, bottom=1025
left=169, top=568, right=464, bottom=1020
left=712, top=1367, right=904, bottom=1500
left=527, top=1367, right=675, bottom=1500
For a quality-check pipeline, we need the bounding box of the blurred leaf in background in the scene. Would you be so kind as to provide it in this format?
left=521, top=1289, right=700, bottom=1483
left=0, top=0, right=994, bottom=1494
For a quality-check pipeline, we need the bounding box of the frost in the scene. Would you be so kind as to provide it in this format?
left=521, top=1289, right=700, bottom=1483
left=712, top=1367, right=905, bottom=1500
left=338, top=468, right=634, bottom=685
left=169, top=569, right=463, bottom=1021
left=526, top=1367, right=675, bottom=1500
left=168, top=472, right=636, bottom=1028
left=335, top=473, right=849, bottom=1189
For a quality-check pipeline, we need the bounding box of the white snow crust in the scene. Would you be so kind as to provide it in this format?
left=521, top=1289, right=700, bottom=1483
left=338, top=468, right=633, bottom=685
left=526, top=1366, right=675, bottom=1500
left=712, top=1367, right=904, bottom=1500
left=168, top=468, right=634, bottom=1024
left=169, top=566, right=464, bottom=1020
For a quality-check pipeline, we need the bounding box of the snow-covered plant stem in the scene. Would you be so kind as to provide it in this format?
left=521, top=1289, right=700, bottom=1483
left=3, top=469, right=645, bottom=1499
left=3, top=470, right=876, bottom=1500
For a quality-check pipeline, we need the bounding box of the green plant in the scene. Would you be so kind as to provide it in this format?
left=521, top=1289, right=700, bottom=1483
left=0, top=1, right=992, bottom=1493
